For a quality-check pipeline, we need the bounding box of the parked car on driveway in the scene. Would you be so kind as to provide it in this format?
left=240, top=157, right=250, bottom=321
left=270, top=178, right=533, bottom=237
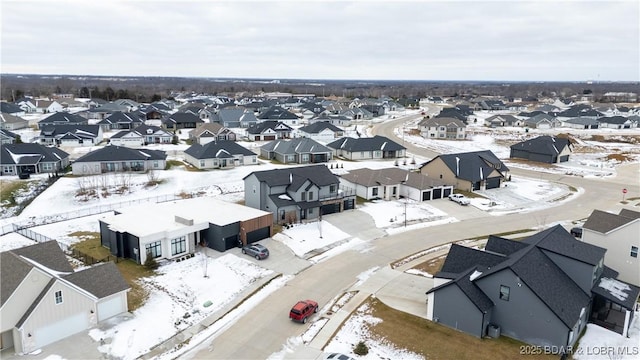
left=448, top=193, right=470, bottom=205
left=289, top=299, right=318, bottom=323
left=242, top=243, right=269, bottom=260
left=570, top=227, right=583, bottom=238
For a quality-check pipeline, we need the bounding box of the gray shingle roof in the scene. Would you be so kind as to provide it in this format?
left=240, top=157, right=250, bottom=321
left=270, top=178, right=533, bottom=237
left=184, top=141, right=255, bottom=159
left=40, top=125, right=101, bottom=138
left=326, top=136, right=405, bottom=152
left=247, top=120, right=292, bottom=134
left=522, top=224, right=606, bottom=266
left=0, top=143, right=70, bottom=165
left=258, top=106, right=299, bottom=120
left=1, top=102, right=24, bottom=114
left=423, top=150, right=508, bottom=183
left=510, top=136, right=571, bottom=157
left=38, top=112, right=88, bottom=125
left=166, top=112, right=204, bottom=124
left=98, top=111, right=143, bottom=125
left=591, top=267, right=639, bottom=310
left=583, top=209, right=640, bottom=234
left=63, top=262, right=130, bottom=298
left=340, top=167, right=447, bottom=189
left=245, top=165, right=338, bottom=191
left=439, top=244, right=505, bottom=274
left=418, top=117, right=465, bottom=128
left=485, top=235, right=529, bottom=256
left=260, top=138, right=332, bottom=155
left=297, top=122, right=344, bottom=134
left=75, top=146, right=166, bottom=163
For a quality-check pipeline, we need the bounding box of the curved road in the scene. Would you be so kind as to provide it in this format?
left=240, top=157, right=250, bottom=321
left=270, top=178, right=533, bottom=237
left=186, top=110, right=639, bottom=359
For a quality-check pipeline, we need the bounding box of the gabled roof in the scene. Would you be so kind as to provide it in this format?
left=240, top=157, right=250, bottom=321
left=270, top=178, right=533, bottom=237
left=340, top=167, right=448, bottom=189
left=422, top=150, right=508, bottom=182
left=184, top=141, right=255, bottom=160
left=522, top=224, right=605, bottom=266
left=1, top=241, right=74, bottom=306
left=485, top=235, right=529, bottom=256
left=132, top=124, right=173, bottom=136
left=257, top=106, right=299, bottom=120
left=190, top=122, right=225, bottom=137
left=0, top=143, right=70, bottom=165
left=98, top=111, right=143, bottom=125
left=439, top=244, right=505, bottom=274
left=244, top=165, right=338, bottom=191
left=427, top=267, right=495, bottom=312
left=598, top=116, right=632, bottom=125
left=40, top=125, right=101, bottom=138
left=510, top=136, right=571, bottom=156
left=74, top=146, right=166, bottom=163
left=485, top=114, right=520, bottom=124
left=63, top=262, right=130, bottom=298
left=326, top=135, right=405, bottom=152
left=563, top=117, right=600, bottom=126
left=260, top=138, right=332, bottom=155
left=297, top=122, right=344, bottom=134
left=211, top=108, right=258, bottom=124
left=418, top=117, right=466, bottom=128
left=1, top=102, right=24, bottom=114
left=0, top=128, right=19, bottom=140
left=38, top=112, right=87, bottom=125
left=247, top=120, right=293, bottom=134
left=165, top=112, right=204, bottom=124
left=583, top=209, right=640, bottom=234
left=0, top=113, right=28, bottom=124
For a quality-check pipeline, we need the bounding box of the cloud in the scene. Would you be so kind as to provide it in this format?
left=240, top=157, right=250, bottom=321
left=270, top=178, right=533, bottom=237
left=1, top=0, right=638, bottom=81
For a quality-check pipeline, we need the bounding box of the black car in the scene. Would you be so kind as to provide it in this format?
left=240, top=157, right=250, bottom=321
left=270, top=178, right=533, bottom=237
left=570, top=227, right=583, bottom=238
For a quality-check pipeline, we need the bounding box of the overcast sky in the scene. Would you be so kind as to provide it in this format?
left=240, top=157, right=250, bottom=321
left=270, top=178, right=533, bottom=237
left=1, top=0, right=638, bottom=82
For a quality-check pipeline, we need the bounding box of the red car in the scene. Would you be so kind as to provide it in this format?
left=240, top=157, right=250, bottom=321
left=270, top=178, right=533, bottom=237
left=289, top=300, right=318, bottom=323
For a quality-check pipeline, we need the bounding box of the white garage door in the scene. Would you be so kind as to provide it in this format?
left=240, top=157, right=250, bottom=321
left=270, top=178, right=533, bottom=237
left=537, top=123, right=551, bottom=129
left=98, top=296, right=125, bottom=321
left=34, top=313, right=88, bottom=349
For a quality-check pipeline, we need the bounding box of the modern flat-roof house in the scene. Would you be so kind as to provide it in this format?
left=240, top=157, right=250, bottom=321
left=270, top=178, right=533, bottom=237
left=259, top=138, right=333, bottom=164
left=339, top=167, right=452, bottom=201
left=582, top=208, right=640, bottom=287
left=0, top=143, right=70, bottom=177
left=183, top=141, right=258, bottom=169
left=509, top=136, right=572, bottom=164
left=1, top=241, right=129, bottom=354
left=243, top=165, right=356, bottom=224
left=426, top=225, right=640, bottom=350
left=326, top=136, right=406, bottom=160
left=99, top=197, right=273, bottom=262
left=419, top=150, right=509, bottom=192
left=71, top=146, right=166, bottom=175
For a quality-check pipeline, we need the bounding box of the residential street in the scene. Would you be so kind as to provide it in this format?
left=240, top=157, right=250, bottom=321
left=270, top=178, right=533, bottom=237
left=184, top=114, right=640, bottom=360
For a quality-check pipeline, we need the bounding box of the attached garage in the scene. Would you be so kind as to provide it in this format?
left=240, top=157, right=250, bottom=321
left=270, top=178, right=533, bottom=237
left=485, top=177, right=501, bottom=189
left=343, top=199, right=355, bottom=210
left=32, top=313, right=88, bottom=350
left=97, top=295, right=126, bottom=322
left=321, top=202, right=341, bottom=215
left=422, top=191, right=431, bottom=201
left=246, top=226, right=270, bottom=244
left=432, top=188, right=442, bottom=199
left=263, top=135, right=276, bottom=141
left=442, top=187, right=452, bottom=198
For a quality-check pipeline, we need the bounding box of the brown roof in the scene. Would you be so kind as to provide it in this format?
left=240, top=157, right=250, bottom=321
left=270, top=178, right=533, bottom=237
left=190, top=122, right=225, bottom=137
left=340, top=167, right=447, bottom=190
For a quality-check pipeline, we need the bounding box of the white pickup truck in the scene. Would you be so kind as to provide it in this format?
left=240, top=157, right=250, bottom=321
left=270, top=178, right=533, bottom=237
left=448, top=193, right=470, bottom=206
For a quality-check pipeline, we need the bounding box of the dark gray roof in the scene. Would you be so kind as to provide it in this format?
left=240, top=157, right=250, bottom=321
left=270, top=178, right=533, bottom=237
left=0, top=143, right=70, bottom=165
left=557, top=107, right=603, bottom=118
left=98, top=111, right=143, bottom=125
left=326, top=136, right=405, bottom=152
left=75, top=146, right=166, bottom=163
left=260, top=138, right=332, bottom=155
left=0, top=113, right=28, bottom=125
left=247, top=120, right=292, bottom=134
left=245, top=165, right=339, bottom=192
left=522, top=224, right=606, bottom=266
left=63, top=262, right=130, bottom=298
left=0, top=128, right=19, bottom=139
left=510, top=136, right=571, bottom=156
left=525, top=113, right=556, bottom=124
left=165, top=112, right=204, bottom=124
left=418, top=117, right=465, bottom=128
left=258, top=106, right=299, bottom=120
left=598, top=116, right=632, bottom=125
left=564, top=117, right=600, bottom=126
left=184, top=141, right=255, bottom=159
left=422, top=150, right=508, bottom=183
left=583, top=209, right=639, bottom=234
left=1, top=102, right=24, bottom=114
left=340, top=167, right=447, bottom=189
left=38, top=112, right=88, bottom=125
left=1, top=241, right=74, bottom=306
left=211, top=108, right=258, bottom=124
left=485, top=235, right=529, bottom=256
left=297, top=122, right=344, bottom=134
left=591, top=271, right=640, bottom=310
left=40, top=125, right=101, bottom=138
left=427, top=267, right=495, bottom=313
left=439, top=244, right=505, bottom=274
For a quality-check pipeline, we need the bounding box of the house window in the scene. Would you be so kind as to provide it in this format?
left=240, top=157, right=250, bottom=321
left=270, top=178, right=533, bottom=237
left=42, top=163, right=53, bottom=171
left=145, top=241, right=162, bottom=258
left=153, top=161, right=159, bottom=168
left=631, top=246, right=638, bottom=258
left=330, top=184, right=336, bottom=193
left=3, top=166, right=13, bottom=173
left=55, top=290, right=63, bottom=304
left=372, top=188, right=379, bottom=196
left=499, top=285, right=510, bottom=301
left=309, top=208, right=314, bottom=214
left=308, top=191, right=314, bottom=200
left=171, top=236, right=187, bottom=256
left=301, top=192, right=306, bottom=201
left=200, top=160, right=206, bottom=167
left=302, top=154, right=309, bottom=162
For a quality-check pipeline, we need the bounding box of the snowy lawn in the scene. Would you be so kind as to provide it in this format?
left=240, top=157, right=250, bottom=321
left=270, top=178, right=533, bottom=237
left=357, top=198, right=456, bottom=232
left=573, top=315, right=640, bottom=360
left=273, top=220, right=350, bottom=257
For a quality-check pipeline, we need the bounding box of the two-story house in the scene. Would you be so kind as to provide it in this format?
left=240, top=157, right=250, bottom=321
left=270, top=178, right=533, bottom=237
left=243, top=165, right=356, bottom=224
left=295, top=122, right=345, bottom=144
left=418, top=117, right=467, bottom=140
left=426, top=225, right=639, bottom=350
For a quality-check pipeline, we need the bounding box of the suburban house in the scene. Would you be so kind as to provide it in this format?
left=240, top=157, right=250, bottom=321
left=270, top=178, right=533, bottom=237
left=38, top=125, right=103, bottom=147
left=99, top=197, right=272, bottom=260
left=418, top=117, right=467, bottom=140
left=309, top=114, right=353, bottom=127
left=561, top=117, right=600, bottom=130
left=0, top=143, right=70, bottom=177
left=597, top=116, right=637, bottom=129
left=257, top=106, right=300, bottom=126
left=97, top=112, right=144, bottom=131
left=0, top=113, right=29, bottom=130
left=582, top=208, right=640, bottom=287
left=295, top=122, right=345, bottom=143
left=246, top=121, right=293, bottom=141
left=210, top=108, right=258, bottom=128
left=183, top=141, right=258, bottom=169
left=71, top=146, right=166, bottom=175
left=478, top=99, right=506, bottom=111
left=162, top=112, right=204, bottom=130
left=37, top=113, right=88, bottom=129
left=0, top=102, right=26, bottom=116
left=109, top=125, right=174, bottom=147
left=419, top=150, right=509, bottom=192
left=523, top=113, right=559, bottom=129
left=188, top=123, right=237, bottom=145
left=426, top=225, right=640, bottom=349
left=509, top=136, right=572, bottom=164
left=484, top=115, right=523, bottom=128
left=339, top=167, right=452, bottom=201
left=260, top=138, right=332, bottom=164
left=326, top=136, right=406, bottom=160
left=0, top=241, right=129, bottom=354
left=243, top=165, right=356, bottom=224
left=34, top=100, right=64, bottom=114
left=0, top=129, right=19, bottom=145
